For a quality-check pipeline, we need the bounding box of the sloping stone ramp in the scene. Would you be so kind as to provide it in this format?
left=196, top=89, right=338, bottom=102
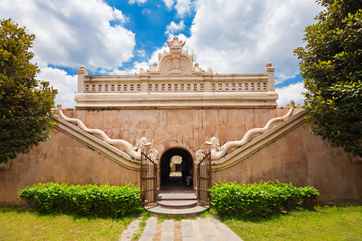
left=120, top=216, right=243, bottom=241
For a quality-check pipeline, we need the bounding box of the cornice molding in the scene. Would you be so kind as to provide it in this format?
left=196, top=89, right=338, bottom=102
left=75, top=92, right=278, bottom=109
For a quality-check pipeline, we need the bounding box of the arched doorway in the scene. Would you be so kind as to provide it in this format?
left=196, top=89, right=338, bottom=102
left=160, top=147, right=193, bottom=190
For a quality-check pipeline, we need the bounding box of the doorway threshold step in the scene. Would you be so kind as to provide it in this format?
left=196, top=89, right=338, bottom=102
left=157, top=192, right=197, bottom=200
left=158, top=200, right=197, bottom=209
left=146, top=205, right=208, bottom=216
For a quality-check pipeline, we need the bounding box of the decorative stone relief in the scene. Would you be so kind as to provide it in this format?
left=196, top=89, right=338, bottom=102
left=195, top=149, right=207, bottom=164
left=57, top=108, right=156, bottom=161
left=158, top=37, right=193, bottom=75
left=196, top=103, right=296, bottom=161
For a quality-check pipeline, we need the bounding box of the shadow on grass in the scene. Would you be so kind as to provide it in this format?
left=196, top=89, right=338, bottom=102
left=0, top=205, right=145, bottom=221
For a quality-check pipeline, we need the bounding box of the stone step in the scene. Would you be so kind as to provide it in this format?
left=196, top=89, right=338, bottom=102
left=157, top=199, right=198, bottom=209
left=146, top=205, right=208, bottom=216
left=157, top=192, right=197, bottom=201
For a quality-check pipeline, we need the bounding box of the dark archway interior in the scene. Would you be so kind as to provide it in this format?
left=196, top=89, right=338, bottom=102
left=160, top=147, right=193, bottom=190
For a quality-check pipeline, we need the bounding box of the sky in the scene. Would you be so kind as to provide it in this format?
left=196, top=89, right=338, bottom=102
left=0, top=0, right=322, bottom=107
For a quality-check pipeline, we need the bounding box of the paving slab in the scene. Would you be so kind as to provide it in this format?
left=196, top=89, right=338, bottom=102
left=210, top=217, right=243, bottom=241
left=180, top=220, right=193, bottom=239
left=182, top=217, right=243, bottom=241
left=139, top=217, right=158, bottom=241
left=160, top=219, right=175, bottom=241
left=198, top=217, right=221, bottom=241
left=119, top=218, right=140, bottom=241
left=120, top=216, right=243, bottom=241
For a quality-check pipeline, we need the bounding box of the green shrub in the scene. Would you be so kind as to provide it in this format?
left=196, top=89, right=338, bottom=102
left=210, top=182, right=319, bottom=217
left=19, top=183, right=141, bottom=217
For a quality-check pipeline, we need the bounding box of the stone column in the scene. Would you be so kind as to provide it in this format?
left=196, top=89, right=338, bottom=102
left=265, top=63, right=275, bottom=91
left=77, top=65, right=88, bottom=93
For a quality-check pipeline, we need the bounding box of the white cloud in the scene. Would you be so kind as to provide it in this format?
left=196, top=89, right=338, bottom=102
left=166, top=21, right=185, bottom=35
left=136, top=49, right=146, bottom=58
left=37, top=67, right=77, bottom=107
left=128, top=0, right=147, bottom=5
left=187, top=0, right=322, bottom=81
left=175, top=0, right=194, bottom=17
left=163, top=0, right=174, bottom=9
left=276, top=82, right=305, bottom=106
left=0, top=0, right=135, bottom=69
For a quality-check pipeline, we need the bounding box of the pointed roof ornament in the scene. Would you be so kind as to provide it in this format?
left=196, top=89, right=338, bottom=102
left=167, top=36, right=185, bottom=53
left=78, top=65, right=88, bottom=75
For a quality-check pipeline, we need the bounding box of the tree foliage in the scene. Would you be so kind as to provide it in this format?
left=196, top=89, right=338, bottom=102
left=0, top=19, right=56, bottom=163
left=295, top=0, right=362, bottom=157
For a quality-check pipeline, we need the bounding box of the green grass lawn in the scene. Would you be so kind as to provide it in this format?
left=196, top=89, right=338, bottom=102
left=0, top=207, right=133, bottom=241
left=223, top=206, right=362, bottom=241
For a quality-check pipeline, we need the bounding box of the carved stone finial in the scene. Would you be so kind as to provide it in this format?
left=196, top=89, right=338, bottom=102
left=195, top=149, right=206, bottom=163
left=167, top=37, right=185, bottom=52
left=265, top=63, right=275, bottom=73
left=135, top=137, right=152, bottom=151
left=148, top=148, right=159, bottom=162
left=158, top=37, right=193, bottom=75
left=206, top=136, right=220, bottom=150
left=78, top=65, right=88, bottom=75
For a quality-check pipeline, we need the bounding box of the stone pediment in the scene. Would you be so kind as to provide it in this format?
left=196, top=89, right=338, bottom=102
left=141, top=37, right=205, bottom=76
left=159, top=52, right=193, bottom=75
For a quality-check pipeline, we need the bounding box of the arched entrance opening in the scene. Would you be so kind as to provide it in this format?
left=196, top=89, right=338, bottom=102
left=160, top=147, right=193, bottom=190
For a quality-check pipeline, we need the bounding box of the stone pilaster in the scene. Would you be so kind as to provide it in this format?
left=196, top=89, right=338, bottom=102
left=265, top=63, right=275, bottom=91
left=77, top=65, right=88, bottom=93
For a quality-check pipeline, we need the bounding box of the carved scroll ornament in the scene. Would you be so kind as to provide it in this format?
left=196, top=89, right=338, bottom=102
left=57, top=108, right=157, bottom=161
left=199, top=105, right=296, bottom=161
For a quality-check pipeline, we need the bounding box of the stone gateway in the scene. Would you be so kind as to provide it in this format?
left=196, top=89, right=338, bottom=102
left=0, top=37, right=361, bottom=206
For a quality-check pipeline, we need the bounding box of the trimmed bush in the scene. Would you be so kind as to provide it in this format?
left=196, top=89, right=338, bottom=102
left=19, top=183, right=141, bottom=217
left=210, top=182, right=319, bottom=217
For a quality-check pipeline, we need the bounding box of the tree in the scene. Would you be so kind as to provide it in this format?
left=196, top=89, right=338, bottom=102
left=0, top=19, right=56, bottom=163
left=295, top=0, right=362, bottom=157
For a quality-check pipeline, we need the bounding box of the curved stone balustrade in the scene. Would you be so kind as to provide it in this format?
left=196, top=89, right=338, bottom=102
left=197, top=105, right=296, bottom=161
left=57, top=108, right=154, bottom=160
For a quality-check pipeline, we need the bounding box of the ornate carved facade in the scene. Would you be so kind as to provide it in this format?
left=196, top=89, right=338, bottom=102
left=75, top=37, right=278, bottom=109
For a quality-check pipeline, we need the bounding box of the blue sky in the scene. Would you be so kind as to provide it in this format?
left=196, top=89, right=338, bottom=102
left=0, top=0, right=322, bottom=106
left=48, top=0, right=196, bottom=75
left=107, top=0, right=195, bottom=70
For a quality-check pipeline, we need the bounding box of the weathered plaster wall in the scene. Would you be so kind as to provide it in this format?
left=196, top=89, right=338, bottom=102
left=213, top=123, right=362, bottom=203
left=74, top=108, right=288, bottom=159
left=1, top=108, right=361, bottom=204
left=0, top=128, right=139, bottom=204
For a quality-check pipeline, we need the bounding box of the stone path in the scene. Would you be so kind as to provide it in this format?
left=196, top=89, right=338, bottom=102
left=120, top=216, right=243, bottom=241
left=119, top=218, right=141, bottom=241
left=139, top=217, right=158, bottom=241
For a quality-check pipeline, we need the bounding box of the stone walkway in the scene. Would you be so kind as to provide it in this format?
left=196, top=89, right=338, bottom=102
left=120, top=216, right=243, bottom=241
